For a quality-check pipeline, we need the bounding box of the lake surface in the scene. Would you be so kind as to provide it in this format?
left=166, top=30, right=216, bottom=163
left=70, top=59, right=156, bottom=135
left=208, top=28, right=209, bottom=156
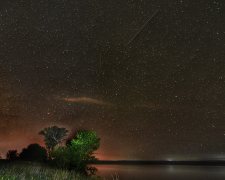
left=92, top=164, right=225, bottom=180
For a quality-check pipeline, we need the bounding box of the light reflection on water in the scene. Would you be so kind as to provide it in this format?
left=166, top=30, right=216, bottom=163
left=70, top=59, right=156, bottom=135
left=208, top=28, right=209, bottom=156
left=92, top=164, right=225, bottom=180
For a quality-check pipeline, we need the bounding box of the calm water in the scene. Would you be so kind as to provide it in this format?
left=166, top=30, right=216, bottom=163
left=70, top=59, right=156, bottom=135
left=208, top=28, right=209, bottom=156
left=92, top=164, right=225, bottom=180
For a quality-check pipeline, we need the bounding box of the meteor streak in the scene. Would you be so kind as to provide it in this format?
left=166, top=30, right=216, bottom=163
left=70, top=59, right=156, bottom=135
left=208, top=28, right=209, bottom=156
left=127, top=9, right=159, bottom=45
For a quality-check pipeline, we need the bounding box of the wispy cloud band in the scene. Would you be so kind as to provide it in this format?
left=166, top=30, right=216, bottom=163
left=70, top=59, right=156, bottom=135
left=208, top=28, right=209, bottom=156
left=58, top=97, right=112, bottom=105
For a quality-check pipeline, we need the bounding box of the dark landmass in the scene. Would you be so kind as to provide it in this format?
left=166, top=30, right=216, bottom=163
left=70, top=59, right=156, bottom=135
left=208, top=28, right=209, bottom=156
left=89, top=160, right=225, bottom=166
left=1, top=159, right=225, bottom=166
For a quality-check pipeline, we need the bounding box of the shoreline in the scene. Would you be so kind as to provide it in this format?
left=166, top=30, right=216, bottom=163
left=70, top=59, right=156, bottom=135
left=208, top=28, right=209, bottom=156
left=1, top=159, right=225, bottom=166
left=89, top=160, right=225, bottom=166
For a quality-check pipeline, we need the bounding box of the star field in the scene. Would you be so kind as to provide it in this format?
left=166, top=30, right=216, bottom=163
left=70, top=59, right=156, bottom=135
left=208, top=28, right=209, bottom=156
left=0, top=0, right=225, bottom=160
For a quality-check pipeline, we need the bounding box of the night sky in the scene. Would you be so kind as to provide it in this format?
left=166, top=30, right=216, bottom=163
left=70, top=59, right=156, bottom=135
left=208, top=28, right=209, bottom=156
left=0, top=0, right=225, bottom=160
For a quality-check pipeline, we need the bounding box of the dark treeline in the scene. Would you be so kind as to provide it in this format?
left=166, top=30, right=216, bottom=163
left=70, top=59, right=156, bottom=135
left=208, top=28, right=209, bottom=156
left=1, top=126, right=101, bottom=176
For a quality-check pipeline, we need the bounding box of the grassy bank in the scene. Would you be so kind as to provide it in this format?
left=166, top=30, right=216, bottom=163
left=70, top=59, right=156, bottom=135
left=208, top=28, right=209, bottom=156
left=0, top=160, right=103, bottom=180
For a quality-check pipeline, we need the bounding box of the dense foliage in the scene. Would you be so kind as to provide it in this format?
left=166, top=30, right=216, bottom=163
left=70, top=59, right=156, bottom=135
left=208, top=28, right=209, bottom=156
left=50, top=131, right=100, bottom=174
left=19, top=143, right=47, bottom=162
left=6, top=150, right=19, bottom=160
left=3, top=127, right=101, bottom=176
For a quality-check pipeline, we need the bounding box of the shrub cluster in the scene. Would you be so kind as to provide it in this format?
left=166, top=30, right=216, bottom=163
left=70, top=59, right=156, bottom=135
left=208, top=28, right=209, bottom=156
left=3, top=126, right=101, bottom=177
left=50, top=131, right=100, bottom=175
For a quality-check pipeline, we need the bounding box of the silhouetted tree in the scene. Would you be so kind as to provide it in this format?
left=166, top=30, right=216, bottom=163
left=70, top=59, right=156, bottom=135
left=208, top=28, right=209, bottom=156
left=19, top=143, right=47, bottom=162
left=0, top=153, right=2, bottom=159
left=39, top=126, right=69, bottom=151
left=6, top=150, right=19, bottom=160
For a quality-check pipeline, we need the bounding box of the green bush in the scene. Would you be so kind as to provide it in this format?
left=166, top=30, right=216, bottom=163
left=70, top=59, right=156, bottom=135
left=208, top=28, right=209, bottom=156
left=50, top=131, right=100, bottom=175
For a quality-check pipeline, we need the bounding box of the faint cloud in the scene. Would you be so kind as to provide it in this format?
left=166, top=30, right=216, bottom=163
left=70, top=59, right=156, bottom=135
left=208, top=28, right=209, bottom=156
left=58, top=97, right=112, bottom=106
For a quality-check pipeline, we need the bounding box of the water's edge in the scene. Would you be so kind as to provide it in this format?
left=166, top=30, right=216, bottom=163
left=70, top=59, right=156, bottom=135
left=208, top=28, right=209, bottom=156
left=89, top=160, right=225, bottom=166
